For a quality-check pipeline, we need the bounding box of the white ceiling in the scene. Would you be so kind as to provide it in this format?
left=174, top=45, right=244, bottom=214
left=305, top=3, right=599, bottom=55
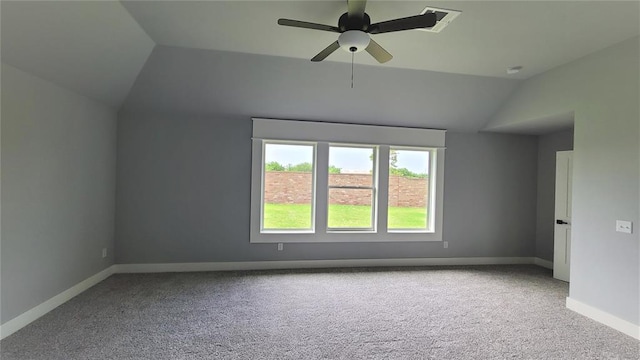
left=485, top=112, right=575, bottom=135
left=1, top=1, right=154, bottom=108
left=121, top=0, right=640, bottom=79
left=1, top=0, right=637, bottom=133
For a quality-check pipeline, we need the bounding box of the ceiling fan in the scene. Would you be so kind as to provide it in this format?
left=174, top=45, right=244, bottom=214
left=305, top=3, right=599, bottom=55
left=277, top=0, right=437, bottom=63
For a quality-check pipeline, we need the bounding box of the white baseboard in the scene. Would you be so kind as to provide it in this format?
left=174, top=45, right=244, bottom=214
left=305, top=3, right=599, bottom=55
left=566, top=297, right=640, bottom=340
left=114, top=257, right=537, bottom=273
left=0, top=265, right=116, bottom=340
left=0, top=257, right=547, bottom=340
left=534, top=257, right=553, bottom=269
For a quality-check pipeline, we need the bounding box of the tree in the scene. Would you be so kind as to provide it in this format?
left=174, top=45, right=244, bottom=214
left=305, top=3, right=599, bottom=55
left=390, top=167, right=427, bottom=179
left=265, top=161, right=342, bottom=174
left=370, top=149, right=398, bottom=168
left=265, top=161, right=285, bottom=171
left=389, top=149, right=398, bottom=169
left=286, top=162, right=313, bottom=172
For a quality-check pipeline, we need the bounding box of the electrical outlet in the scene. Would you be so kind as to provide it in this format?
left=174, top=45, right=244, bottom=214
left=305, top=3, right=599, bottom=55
left=443, top=241, right=448, bottom=249
left=277, top=243, right=283, bottom=251
left=616, top=220, right=633, bottom=234
left=102, top=248, right=107, bottom=258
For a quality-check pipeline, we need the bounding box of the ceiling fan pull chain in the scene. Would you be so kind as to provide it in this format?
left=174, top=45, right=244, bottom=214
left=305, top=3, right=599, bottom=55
left=351, top=52, right=354, bottom=89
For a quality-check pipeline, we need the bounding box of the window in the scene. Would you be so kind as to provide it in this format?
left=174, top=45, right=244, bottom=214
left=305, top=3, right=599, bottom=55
left=328, top=145, right=376, bottom=230
left=387, top=148, right=432, bottom=232
left=262, top=142, right=315, bottom=232
left=250, top=118, right=445, bottom=243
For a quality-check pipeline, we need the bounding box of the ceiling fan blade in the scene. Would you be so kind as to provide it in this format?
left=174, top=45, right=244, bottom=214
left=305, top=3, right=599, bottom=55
left=347, top=0, right=367, bottom=19
left=368, top=12, right=437, bottom=34
left=365, top=39, right=392, bottom=63
left=278, top=19, right=340, bottom=33
left=311, top=41, right=341, bottom=62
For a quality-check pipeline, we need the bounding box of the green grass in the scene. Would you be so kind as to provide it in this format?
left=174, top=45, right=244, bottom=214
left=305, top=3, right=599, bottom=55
left=263, top=203, right=313, bottom=229
left=388, top=206, right=428, bottom=229
left=263, top=203, right=427, bottom=229
left=328, top=204, right=372, bottom=228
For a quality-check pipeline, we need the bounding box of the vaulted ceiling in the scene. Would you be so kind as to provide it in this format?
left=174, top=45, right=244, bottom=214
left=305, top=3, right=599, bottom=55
left=121, top=0, right=640, bottom=79
left=1, top=1, right=639, bottom=132
left=121, top=45, right=519, bottom=132
left=1, top=1, right=154, bottom=108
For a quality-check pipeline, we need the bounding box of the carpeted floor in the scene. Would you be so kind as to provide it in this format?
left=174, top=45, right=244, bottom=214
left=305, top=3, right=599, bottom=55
left=1, top=265, right=638, bottom=359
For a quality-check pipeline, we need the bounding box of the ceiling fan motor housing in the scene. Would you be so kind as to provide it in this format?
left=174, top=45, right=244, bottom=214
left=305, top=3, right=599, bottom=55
left=338, top=12, right=371, bottom=32
left=338, top=30, right=370, bottom=53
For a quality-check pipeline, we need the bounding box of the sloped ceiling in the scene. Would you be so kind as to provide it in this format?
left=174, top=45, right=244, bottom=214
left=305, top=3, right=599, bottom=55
left=122, top=0, right=640, bottom=79
left=1, top=1, right=638, bottom=133
left=1, top=1, right=155, bottom=108
left=121, top=46, right=519, bottom=132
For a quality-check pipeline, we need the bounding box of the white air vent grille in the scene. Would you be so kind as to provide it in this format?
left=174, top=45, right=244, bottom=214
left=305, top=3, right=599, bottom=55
left=417, top=6, right=461, bottom=33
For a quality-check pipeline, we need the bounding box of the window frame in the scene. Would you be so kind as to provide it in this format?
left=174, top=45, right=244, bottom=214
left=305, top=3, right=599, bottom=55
left=250, top=118, right=445, bottom=243
left=327, top=144, right=378, bottom=232
left=260, top=140, right=317, bottom=234
left=386, top=146, right=435, bottom=233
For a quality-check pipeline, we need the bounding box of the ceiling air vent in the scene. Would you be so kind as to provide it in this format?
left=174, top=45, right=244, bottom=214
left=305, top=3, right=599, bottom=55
left=417, top=6, right=461, bottom=33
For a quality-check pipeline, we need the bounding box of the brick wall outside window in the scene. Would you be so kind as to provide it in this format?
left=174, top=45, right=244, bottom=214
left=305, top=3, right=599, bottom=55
left=264, top=172, right=428, bottom=207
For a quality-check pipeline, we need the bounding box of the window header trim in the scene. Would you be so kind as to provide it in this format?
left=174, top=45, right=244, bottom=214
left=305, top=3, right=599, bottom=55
left=252, top=118, right=446, bottom=148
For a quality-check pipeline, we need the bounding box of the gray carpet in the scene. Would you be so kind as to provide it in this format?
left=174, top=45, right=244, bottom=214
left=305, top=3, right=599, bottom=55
left=1, top=265, right=638, bottom=359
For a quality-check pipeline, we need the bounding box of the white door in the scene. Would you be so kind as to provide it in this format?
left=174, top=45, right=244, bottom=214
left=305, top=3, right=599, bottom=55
left=553, top=151, right=573, bottom=282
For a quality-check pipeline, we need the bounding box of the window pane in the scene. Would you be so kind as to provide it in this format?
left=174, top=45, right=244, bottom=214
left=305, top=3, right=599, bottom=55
left=328, top=188, right=373, bottom=229
left=328, top=146, right=373, bottom=186
left=388, top=149, right=430, bottom=230
left=263, top=143, right=314, bottom=230
left=328, top=145, right=375, bottom=230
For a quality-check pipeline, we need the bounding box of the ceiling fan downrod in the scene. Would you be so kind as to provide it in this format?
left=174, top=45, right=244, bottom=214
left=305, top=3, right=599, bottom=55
left=351, top=52, right=354, bottom=89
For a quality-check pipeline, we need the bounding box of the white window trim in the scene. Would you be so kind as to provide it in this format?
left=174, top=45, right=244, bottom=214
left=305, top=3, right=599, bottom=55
left=327, top=143, right=378, bottom=232
left=250, top=118, right=445, bottom=243
left=260, top=140, right=317, bottom=233
left=387, top=146, right=437, bottom=233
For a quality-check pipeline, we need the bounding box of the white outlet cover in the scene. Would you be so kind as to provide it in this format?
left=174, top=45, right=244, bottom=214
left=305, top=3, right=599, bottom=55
left=616, top=220, right=633, bottom=234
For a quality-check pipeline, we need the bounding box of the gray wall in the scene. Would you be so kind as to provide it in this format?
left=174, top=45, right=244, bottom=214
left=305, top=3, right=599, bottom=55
left=121, top=46, right=519, bottom=133
left=115, top=45, right=538, bottom=264
left=1, top=64, right=117, bottom=324
left=487, top=37, right=639, bottom=326
left=535, top=130, right=574, bottom=261
left=115, top=110, right=538, bottom=263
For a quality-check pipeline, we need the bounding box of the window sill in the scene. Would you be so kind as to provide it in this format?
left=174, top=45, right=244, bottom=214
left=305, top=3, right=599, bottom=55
left=250, top=231, right=442, bottom=243
left=261, top=230, right=315, bottom=234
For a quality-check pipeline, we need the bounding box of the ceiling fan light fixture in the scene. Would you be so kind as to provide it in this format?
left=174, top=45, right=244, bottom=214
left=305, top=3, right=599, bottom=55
left=338, top=30, right=370, bottom=53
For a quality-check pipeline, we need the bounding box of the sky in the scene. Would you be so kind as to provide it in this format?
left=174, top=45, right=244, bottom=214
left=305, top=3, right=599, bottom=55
left=265, top=144, right=429, bottom=174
